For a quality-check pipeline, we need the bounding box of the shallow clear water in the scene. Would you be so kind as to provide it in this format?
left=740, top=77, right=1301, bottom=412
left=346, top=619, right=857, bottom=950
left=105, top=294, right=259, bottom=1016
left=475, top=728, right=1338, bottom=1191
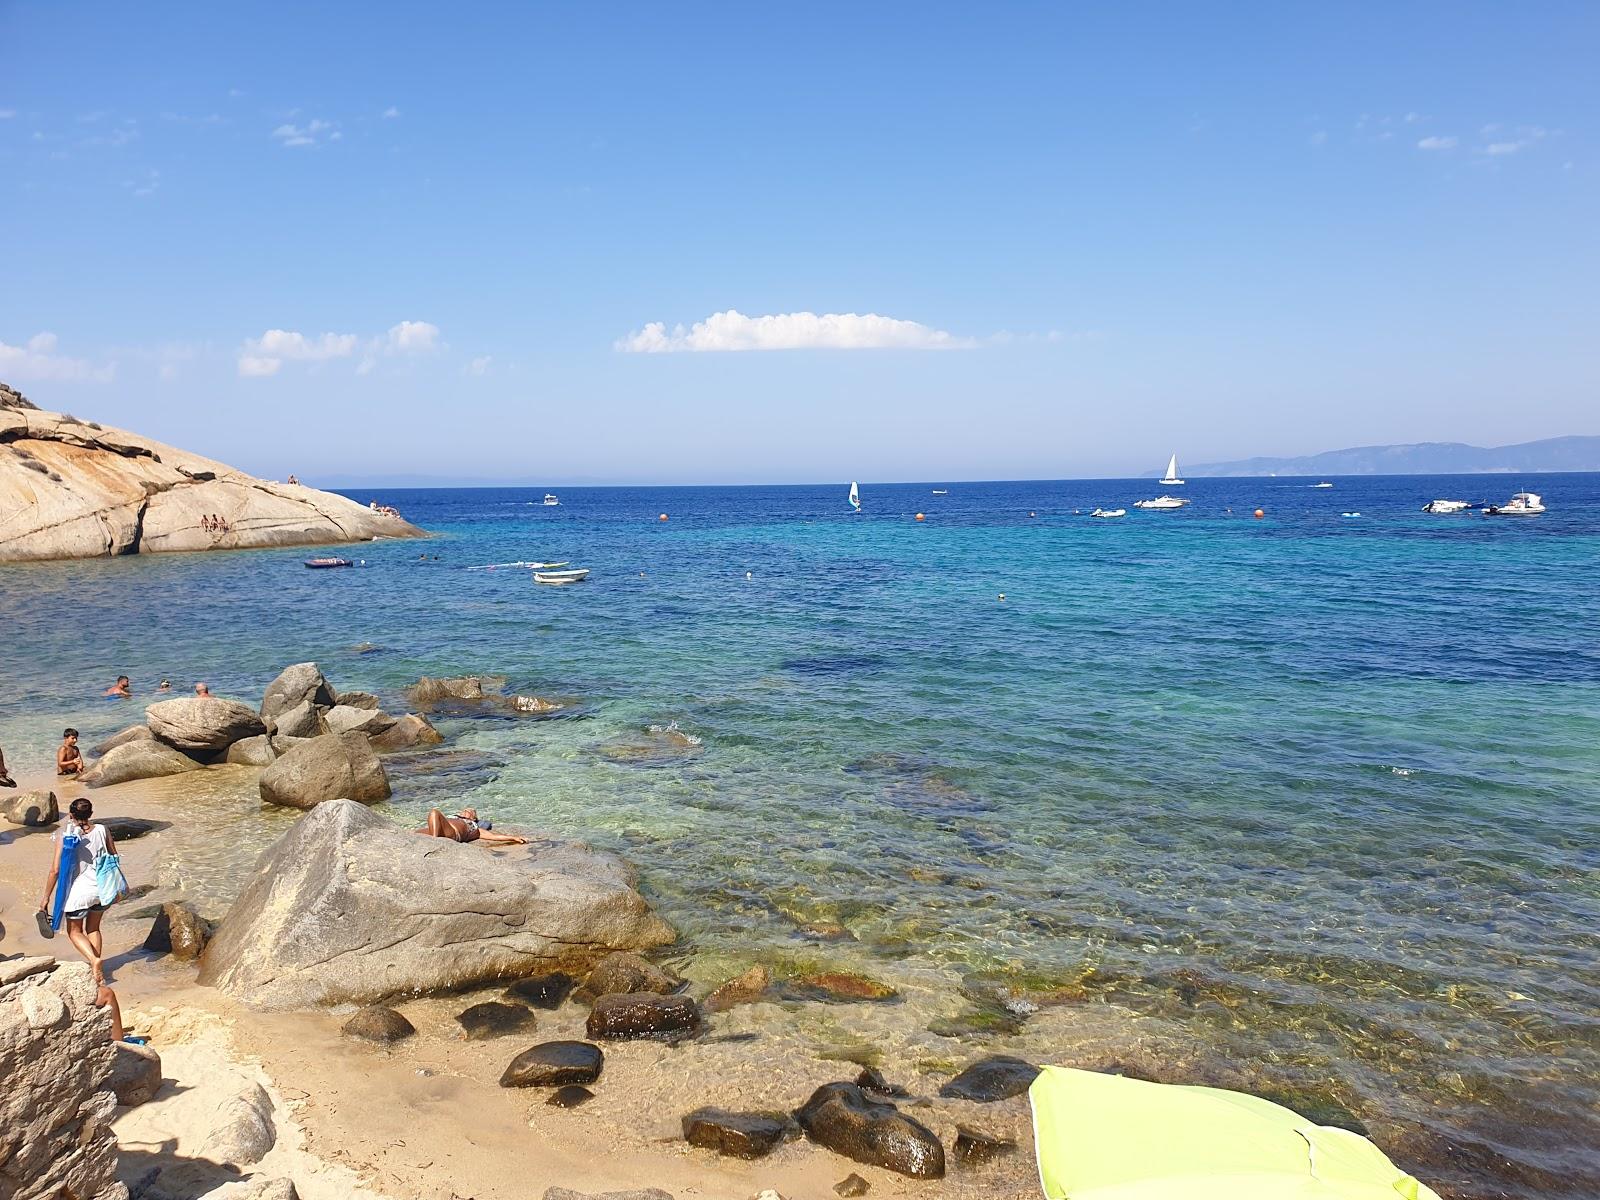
left=3, top=475, right=1597, bottom=1198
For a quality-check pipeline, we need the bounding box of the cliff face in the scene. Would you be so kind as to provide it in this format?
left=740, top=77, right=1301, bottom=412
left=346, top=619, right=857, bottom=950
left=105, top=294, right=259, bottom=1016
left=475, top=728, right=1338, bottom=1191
left=0, top=387, right=426, bottom=562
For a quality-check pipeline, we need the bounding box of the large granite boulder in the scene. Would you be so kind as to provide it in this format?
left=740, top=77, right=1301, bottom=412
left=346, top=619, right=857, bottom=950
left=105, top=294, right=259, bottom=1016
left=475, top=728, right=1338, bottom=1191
left=90, top=724, right=152, bottom=757
left=260, top=663, right=336, bottom=725
left=197, top=799, right=676, bottom=1008
left=0, top=959, right=124, bottom=1199
left=80, top=739, right=202, bottom=788
left=369, top=713, right=444, bottom=752
left=795, top=1083, right=945, bottom=1179
left=324, top=705, right=397, bottom=736
left=226, top=735, right=276, bottom=766
left=257, top=732, right=390, bottom=809
left=270, top=698, right=327, bottom=739
left=332, top=690, right=381, bottom=710
left=408, top=675, right=504, bottom=704
left=2, top=788, right=58, bottom=827
left=147, top=697, right=266, bottom=753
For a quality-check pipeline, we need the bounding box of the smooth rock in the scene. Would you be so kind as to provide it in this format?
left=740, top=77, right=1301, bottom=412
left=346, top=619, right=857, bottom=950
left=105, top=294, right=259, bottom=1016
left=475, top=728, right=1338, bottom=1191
left=2, top=787, right=58, bottom=826
left=456, top=1001, right=537, bottom=1040
left=258, top=731, right=390, bottom=809
left=704, top=964, right=771, bottom=1013
left=834, top=1175, right=870, bottom=1197
left=261, top=662, right=336, bottom=725
left=332, top=689, right=381, bottom=710
left=100, top=816, right=166, bottom=840
left=368, top=712, right=444, bottom=752
left=200, top=1080, right=276, bottom=1165
left=142, top=901, right=211, bottom=960
left=794, top=1082, right=945, bottom=1179
left=784, top=972, right=899, bottom=1004
left=586, top=993, right=700, bottom=1040
left=225, top=734, right=277, bottom=766
left=80, top=739, right=203, bottom=788
left=856, top=1066, right=910, bottom=1098
left=0, top=955, right=55, bottom=986
left=324, top=704, right=397, bottom=736
left=937, top=1055, right=1041, bottom=1102
left=198, top=799, right=674, bottom=1008
left=146, top=696, right=266, bottom=753
left=500, top=1041, right=604, bottom=1087
left=580, top=951, right=680, bottom=1001
left=681, top=1108, right=794, bottom=1159
left=505, top=971, right=575, bottom=1009
left=91, top=723, right=153, bottom=757
left=952, top=1125, right=1017, bottom=1167
left=271, top=698, right=327, bottom=739
left=547, top=1085, right=594, bottom=1108
left=269, top=734, right=315, bottom=755
left=341, top=1006, right=416, bottom=1043
left=108, top=1039, right=163, bottom=1106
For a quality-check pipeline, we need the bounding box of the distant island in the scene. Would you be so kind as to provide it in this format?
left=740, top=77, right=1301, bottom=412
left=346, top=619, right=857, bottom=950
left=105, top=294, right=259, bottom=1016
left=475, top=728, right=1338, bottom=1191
left=1186, top=435, right=1600, bottom=477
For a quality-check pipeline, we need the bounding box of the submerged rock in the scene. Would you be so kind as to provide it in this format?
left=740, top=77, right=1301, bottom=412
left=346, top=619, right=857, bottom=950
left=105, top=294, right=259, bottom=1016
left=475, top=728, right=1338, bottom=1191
left=500, top=1040, right=604, bottom=1088
left=856, top=1066, right=910, bottom=1098
left=585, top=993, right=700, bottom=1040
left=783, top=972, right=899, bottom=1004
left=704, top=964, right=772, bottom=1013
left=81, top=739, right=203, bottom=788
left=794, top=1082, right=945, bottom=1179
left=505, top=971, right=575, bottom=1009
left=579, top=951, right=680, bottom=1001
left=2, top=787, right=58, bottom=827
left=258, top=731, right=390, bottom=809
left=147, top=696, right=266, bottom=753
left=341, top=1006, right=415, bottom=1043
left=456, top=1001, right=537, bottom=1040
left=953, top=1125, right=1017, bottom=1167
left=681, top=1108, right=795, bottom=1159
left=99, top=816, right=167, bottom=840
left=407, top=675, right=505, bottom=704
left=225, top=734, right=276, bottom=767
left=260, top=662, right=337, bottom=725
left=937, top=1055, right=1040, bottom=1102
left=198, top=799, right=674, bottom=1008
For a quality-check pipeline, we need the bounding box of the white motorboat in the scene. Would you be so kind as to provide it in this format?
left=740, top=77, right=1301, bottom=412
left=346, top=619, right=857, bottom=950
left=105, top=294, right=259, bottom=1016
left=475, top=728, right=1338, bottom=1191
left=1422, top=499, right=1472, bottom=514
left=1090, top=507, right=1126, bottom=519
left=1311, top=482, right=1333, bottom=488
left=931, top=489, right=948, bottom=495
left=1159, top=453, right=1184, bottom=485
left=1133, top=495, right=1190, bottom=510
left=534, top=568, right=589, bottom=584
left=1483, top=491, right=1545, bottom=517
left=543, top=493, right=560, bottom=506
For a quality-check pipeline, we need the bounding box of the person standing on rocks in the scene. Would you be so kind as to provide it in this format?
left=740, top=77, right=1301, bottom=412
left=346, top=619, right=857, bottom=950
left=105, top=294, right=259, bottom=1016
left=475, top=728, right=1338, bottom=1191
left=104, top=675, right=131, bottom=698
left=56, top=728, right=84, bottom=777
left=37, top=797, right=119, bottom=983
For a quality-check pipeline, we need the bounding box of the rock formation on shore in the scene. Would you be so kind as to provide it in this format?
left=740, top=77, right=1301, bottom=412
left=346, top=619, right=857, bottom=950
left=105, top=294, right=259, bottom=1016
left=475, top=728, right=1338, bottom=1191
left=0, top=382, right=426, bottom=562
left=0, top=956, right=127, bottom=1200
left=197, top=799, right=676, bottom=1007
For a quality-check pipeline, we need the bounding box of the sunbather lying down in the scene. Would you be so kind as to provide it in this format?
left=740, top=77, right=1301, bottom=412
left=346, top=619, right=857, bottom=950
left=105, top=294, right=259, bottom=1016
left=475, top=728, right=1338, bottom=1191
left=415, top=807, right=527, bottom=845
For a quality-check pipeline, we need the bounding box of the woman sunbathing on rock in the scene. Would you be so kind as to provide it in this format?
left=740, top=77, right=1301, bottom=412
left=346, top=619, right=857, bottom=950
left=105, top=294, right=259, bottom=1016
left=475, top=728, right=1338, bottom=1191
left=416, top=807, right=527, bottom=846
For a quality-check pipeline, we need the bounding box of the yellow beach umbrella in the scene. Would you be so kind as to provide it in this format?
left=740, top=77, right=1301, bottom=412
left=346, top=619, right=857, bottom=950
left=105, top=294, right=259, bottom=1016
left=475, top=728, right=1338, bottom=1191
left=1029, top=1066, right=1441, bottom=1200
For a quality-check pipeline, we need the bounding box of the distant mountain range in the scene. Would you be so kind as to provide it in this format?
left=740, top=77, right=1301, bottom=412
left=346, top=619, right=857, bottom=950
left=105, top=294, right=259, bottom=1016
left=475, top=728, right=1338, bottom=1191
left=1187, top=435, right=1600, bottom=477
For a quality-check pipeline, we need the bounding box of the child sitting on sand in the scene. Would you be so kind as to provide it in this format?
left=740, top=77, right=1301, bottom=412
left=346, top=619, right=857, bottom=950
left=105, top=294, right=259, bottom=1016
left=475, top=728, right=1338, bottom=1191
left=56, top=728, right=83, bottom=777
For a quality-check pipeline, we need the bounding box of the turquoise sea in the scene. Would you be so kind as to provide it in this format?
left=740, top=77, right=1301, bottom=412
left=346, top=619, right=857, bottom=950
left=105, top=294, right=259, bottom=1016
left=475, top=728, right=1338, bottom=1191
left=2, top=475, right=1597, bottom=1199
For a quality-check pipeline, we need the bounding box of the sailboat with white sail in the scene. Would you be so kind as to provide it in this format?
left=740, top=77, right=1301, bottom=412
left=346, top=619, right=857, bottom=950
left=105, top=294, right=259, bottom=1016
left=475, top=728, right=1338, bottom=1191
left=1159, top=453, right=1184, bottom=486
left=848, top=481, right=861, bottom=513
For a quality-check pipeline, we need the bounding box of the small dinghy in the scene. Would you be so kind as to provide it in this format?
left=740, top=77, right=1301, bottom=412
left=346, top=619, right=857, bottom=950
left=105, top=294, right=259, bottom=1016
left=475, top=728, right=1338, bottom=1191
left=535, top=568, right=590, bottom=585
left=1090, top=507, right=1127, bottom=519
left=1422, top=499, right=1472, bottom=514
left=304, top=557, right=354, bottom=569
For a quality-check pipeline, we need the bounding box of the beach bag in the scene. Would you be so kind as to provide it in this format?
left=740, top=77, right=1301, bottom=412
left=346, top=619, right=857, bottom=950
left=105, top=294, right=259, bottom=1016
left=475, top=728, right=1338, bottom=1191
left=95, top=851, right=129, bottom=907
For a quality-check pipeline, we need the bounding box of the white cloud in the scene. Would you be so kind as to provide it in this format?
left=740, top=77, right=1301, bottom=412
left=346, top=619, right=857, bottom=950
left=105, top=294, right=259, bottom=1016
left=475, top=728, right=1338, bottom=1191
left=271, top=118, right=337, bottom=148
left=382, top=106, right=400, bottom=119
left=1308, top=130, right=1328, bottom=146
left=465, top=355, right=492, bottom=376
left=0, top=109, right=15, bottom=119
left=0, top=332, right=116, bottom=382
left=383, top=320, right=439, bottom=353
left=1477, top=124, right=1553, bottom=157
left=1485, top=141, right=1522, bottom=155
left=1417, top=136, right=1457, bottom=151
left=616, top=309, right=973, bottom=353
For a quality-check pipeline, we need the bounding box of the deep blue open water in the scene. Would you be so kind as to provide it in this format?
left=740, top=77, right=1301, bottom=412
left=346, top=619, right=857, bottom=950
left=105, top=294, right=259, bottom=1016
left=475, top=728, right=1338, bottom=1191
left=2, top=474, right=1596, bottom=1198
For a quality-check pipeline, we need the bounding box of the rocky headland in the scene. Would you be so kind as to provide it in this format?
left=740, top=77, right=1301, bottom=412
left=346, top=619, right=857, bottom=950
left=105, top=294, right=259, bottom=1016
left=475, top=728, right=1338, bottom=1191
left=0, top=382, right=426, bottom=562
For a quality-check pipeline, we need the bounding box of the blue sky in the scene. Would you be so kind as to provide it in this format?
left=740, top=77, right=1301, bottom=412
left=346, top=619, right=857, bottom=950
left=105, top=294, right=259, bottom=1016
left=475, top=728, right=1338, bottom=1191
left=2, top=3, right=1595, bottom=484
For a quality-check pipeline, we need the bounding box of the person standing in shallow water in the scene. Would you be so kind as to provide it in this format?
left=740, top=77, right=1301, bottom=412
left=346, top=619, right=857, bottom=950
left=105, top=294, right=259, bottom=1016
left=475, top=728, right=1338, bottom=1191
left=38, top=797, right=119, bottom=983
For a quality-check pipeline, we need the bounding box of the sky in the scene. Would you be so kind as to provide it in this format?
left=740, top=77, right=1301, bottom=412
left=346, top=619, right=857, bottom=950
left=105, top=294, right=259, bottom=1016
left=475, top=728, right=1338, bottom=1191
left=1, top=2, right=1596, bottom=485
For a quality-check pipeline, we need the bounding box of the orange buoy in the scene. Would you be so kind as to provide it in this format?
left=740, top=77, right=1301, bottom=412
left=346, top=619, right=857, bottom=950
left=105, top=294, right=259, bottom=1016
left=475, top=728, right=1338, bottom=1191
left=1254, top=508, right=1265, bottom=519
left=658, top=513, right=669, bottom=522
left=915, top=512, right=926, bottom=521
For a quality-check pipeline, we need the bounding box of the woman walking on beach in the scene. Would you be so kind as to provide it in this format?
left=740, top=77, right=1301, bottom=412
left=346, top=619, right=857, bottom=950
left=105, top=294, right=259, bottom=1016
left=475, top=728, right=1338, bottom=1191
left=37, top=798, right=119, bottom=983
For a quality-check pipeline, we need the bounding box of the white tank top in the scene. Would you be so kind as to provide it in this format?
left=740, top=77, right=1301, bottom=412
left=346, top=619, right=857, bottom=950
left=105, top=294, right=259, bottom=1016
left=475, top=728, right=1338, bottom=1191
left=57, top=822, right=110, bottom=912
